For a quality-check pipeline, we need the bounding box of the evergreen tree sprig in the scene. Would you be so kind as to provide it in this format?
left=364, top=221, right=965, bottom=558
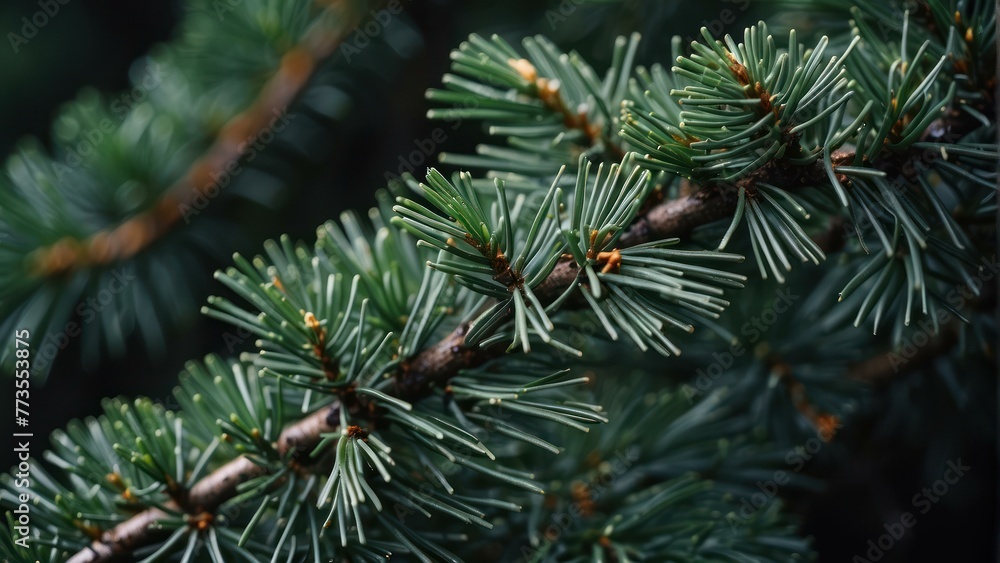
left=1, top=4, right=994, bottom=560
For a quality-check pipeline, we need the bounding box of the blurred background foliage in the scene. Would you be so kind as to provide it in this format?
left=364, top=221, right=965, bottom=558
left=0, top=0, right=993, bottom=561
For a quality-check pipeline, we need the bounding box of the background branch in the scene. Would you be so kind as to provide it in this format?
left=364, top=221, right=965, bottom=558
left=29, top=0, right=360, bottom=277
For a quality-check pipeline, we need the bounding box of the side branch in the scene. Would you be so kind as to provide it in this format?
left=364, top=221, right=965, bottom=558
left=67, top=404, right=341, bottom=563
left=617, top=188, right=734, bottom=247
left=398, top=109, right=977, bottom=395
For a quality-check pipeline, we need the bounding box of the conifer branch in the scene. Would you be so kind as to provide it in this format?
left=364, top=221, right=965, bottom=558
left=623, top=100, right=993, bottom=245
left=614, top=150, right=851, bottom=248
left=402, top=101, right=992, bottom=394
left=17, top=6, right=997, bottom=563
left=64, top=87, right=991, bottom=562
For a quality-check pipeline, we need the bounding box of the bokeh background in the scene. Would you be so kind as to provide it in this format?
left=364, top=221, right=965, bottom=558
left=0, top=0, right=995, bottom=561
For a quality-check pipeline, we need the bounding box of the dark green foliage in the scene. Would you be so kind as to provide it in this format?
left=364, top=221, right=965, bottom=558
left=0, top=0, right=373, bottom=381
left=1, top=0, right=996, bottom=561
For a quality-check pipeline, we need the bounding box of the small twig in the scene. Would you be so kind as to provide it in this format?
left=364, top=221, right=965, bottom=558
left=509, top=58, right=626, bottom=162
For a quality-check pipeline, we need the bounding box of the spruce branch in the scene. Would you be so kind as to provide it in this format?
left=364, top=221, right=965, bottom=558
left=62, top=151, right=740, bottom=560
left=616, top=149, right=855, bottom=247
left=25, top=9, right=998, bottom=562
left=620, top=99, right=993, bottom=247
left=62, top=96, right=994, bottom=563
